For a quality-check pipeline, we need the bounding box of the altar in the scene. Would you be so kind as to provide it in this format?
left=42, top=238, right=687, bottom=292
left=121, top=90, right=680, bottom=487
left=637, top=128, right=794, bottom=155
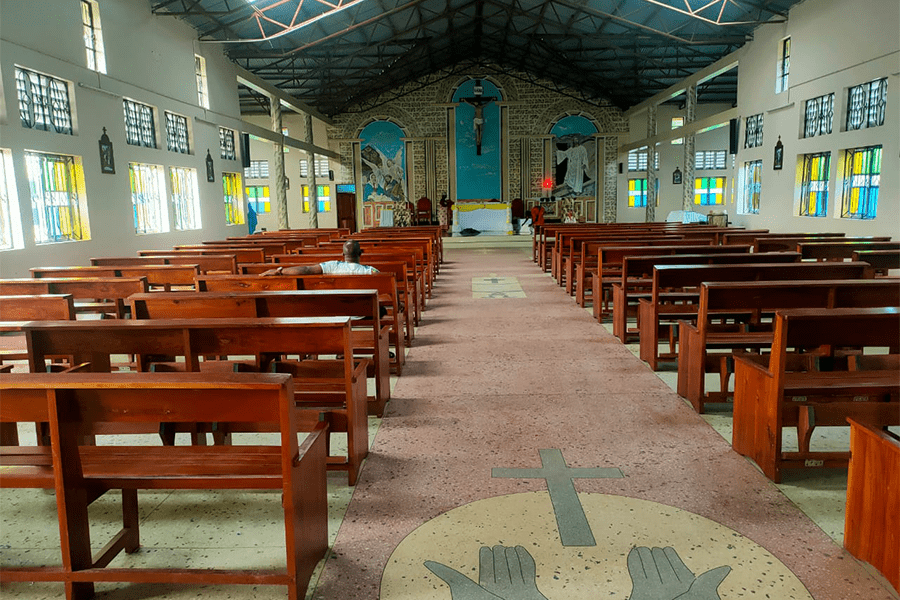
left=452, top=202, right=512, bottom=235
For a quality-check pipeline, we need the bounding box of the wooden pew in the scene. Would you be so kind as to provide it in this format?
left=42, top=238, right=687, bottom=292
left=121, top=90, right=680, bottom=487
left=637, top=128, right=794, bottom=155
left=720, top=231, right=842, bottom=246
left=578, top=242, right=735, bottom=312
left=0, top=293, right=75, bottom=365
left=0, top=277, right=149, bottom=319
left=129, top=289, right=392, bottom=416
left=797, top=240, right=900, bottom=261
left=31, top=265, right=200, bottom=292
left=732, top=307, right=899, bottom=483
left=755, top=236, right=891, bottom=253
left=844, top=418, right=900, bottom=593
left=853, top=249, right=900, bottom=276
left=22, top=317, right=368, bottom=485
left=637, top=261, right=873, bottom=370
left=140, top=247, right=267, bottom=264
left=678, top=279, right=900, bottom=412
left=195, top=273, right=406, bottom=375
left=610, top=252, right=799, bottom=340
left=0, top=372, right=328, bottom=600
left=558, top=234, right=685, bottom=291
left=91, top=254, right=238, bottom=274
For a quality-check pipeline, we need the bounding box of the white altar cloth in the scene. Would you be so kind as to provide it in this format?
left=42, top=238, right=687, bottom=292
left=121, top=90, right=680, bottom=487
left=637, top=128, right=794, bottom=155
left=452, top=202, right=512, bottom=235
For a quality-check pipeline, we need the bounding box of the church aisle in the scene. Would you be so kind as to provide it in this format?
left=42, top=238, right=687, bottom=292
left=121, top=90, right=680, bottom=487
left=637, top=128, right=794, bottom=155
left=311, top=245, right=893, bottom=600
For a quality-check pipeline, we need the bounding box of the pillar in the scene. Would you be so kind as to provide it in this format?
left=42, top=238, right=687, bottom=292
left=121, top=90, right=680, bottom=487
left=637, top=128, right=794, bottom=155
left=270, top=99, right=288, bottom=229
left=305, top=113, right=319, bottom=229
left=646, top=105, right=657, bottom=223
left=682, top=85, right=697, bottom=211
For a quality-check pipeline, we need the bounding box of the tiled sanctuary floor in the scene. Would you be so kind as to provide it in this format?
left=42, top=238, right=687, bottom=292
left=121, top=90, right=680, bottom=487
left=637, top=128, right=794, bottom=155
left=2, top=243, right=897, bottom=599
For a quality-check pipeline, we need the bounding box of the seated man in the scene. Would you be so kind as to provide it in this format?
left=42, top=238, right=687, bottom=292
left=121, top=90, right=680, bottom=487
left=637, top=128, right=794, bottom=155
left=262, top=240, right=379, bottom=276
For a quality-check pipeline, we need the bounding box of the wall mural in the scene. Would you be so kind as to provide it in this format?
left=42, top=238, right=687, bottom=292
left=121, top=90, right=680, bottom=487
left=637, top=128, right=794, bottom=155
left=360, top=120, right=408, bottom=227
left=453, top=78, right=503, bottom=201
left=551, top=115, right=598, bottom=200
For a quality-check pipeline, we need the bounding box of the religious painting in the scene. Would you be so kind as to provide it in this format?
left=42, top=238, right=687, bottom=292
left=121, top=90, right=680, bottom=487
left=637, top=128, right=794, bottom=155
left=360, top=121, right=407, bottom=227
left=550, top=115, right=598, bottom=199
left=453, top=78, right=503, bottom=201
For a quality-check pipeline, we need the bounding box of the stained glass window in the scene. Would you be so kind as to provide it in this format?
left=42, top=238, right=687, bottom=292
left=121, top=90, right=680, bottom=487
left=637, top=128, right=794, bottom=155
left=694, top=177, right=725, bottom=205
left=123, top=99, right=157, bottom=148
left=744, top=114, right=763, bottom=149
left=128, top=163, right=169, bottom=234
left=223, top=172, right=245, bottom=225
left=246, top=186, right=271, bottom=213
left=840, top=146, right=880, bottom=220
left=0, top=149, right=25, bottom=251
left=82, top=1, right=106, bottom=73
left=803, top=93, right=834, bottom=138
left=165, top=111, right=190, bottom=154
left=302, top=185, right=331, bottom=212
left=24, top=151, right=90, bottom=244
left=195, top=54, right=209, bottom=109
left=799, top=152, right=831, bottom=217
left=170, top=167, right=202, bottom=230
left=628, top=179, right=647, bottom=207
left=15, top=67, right=73, bottom=135
left=219, top=127, right=236, bottom=160
left=245, top=160, right=269, bottom=179
left=846, top=78, right=888, bottom=131
left=741, top=160, right=762, bottom=215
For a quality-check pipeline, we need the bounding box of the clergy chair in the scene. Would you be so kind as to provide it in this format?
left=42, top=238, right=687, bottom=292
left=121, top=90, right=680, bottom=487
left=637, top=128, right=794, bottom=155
left=415, top=197, right=432, bottom=225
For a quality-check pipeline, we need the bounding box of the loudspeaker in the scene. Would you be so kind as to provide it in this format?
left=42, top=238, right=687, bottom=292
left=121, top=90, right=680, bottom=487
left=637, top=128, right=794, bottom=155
left=618, top=162, right=623, bottom=174
left=728, top=118, right=739, bottom=155
left=329, top=170, right=334, bottom=181
left=240, top=133, right=251, bottom=168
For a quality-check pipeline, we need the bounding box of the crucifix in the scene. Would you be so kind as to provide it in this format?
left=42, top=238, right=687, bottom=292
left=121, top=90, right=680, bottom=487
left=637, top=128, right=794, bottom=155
left=493, top=448, right=623, bottom=546
left=460, top=79, right=497, bottom=156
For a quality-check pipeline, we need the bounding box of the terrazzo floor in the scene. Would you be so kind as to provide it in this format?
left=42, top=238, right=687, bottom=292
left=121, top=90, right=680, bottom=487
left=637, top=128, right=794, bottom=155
left=1, top=241, right=896, bottom=599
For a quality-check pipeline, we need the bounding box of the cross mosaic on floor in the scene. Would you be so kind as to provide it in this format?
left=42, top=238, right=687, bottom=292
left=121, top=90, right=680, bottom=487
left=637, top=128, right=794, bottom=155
left=381, top=449, right=814, bottom=599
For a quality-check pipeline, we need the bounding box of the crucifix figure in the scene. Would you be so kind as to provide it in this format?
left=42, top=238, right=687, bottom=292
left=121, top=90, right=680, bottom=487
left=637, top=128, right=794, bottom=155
left=460, top=79, right=497, bottom=156
left=493, top=448, right=623, bottom=546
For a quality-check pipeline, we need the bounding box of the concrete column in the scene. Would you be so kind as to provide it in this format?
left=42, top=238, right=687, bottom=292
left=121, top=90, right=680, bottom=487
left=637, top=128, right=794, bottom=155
left=305, top=113, right=318, bottom=229
left=646, top=106, right=657, bottom=223
left=601, top=136, right=618, bottom=223
left=270, top=99, right=288, bottom=229
left=683, top=85, right=697, bottom=211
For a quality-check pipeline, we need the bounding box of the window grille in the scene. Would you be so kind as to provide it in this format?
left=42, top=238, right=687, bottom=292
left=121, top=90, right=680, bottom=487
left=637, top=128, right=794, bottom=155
left=694, top=177, right=726, bottom=205
left=195, top=55, right=209, bottom=109
left=741, top=161, right=762, bottom=215
left=24, top=151, right=90, bottom=244
left=694, top=150, right=727, bottom=170
left=840, top=146, right=881, bottom=220
left=15, top=67, right=73, bottom=135
left=219, top=127, right=236, bottom=160
left=671, top=117, right=684, bottom=145
left=0, top=149, right=25, bottom=251
left=846, top=78, right=888, bottom=131
left=627, top=148, right=658, bottom=171
left=776, top=37, right=790, bottom=93
left=170, top=167, right=202, bottom=230
left=223, top=172, right=245, bottom=225
left=81, top=1, right=106, bottom=73
left=123, top=99, right=157, bottom=148
left=803, top=93, right=834, bottom=138
left=744, top=114, right=763, bottom=149
left=165, top=112, right=190, bottom=154
left=128, top=163, right=169, bottom=234
left=799, top=152, right=831, bottom=217
left=244, top=160, right=269, bottom=179
left=302, top=185, right=331, bottom=212
left=628, top=179, right=647, bottom=207
left=246, top=186, right=271, bottom=213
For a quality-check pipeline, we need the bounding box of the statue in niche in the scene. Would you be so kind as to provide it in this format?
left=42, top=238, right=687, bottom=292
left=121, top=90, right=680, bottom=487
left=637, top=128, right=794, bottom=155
left=460, top=80, right=497, bottom=156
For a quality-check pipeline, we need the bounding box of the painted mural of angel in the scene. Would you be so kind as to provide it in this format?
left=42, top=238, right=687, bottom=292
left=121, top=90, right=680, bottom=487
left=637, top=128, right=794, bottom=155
left=362, top=146, right=405, bottom=193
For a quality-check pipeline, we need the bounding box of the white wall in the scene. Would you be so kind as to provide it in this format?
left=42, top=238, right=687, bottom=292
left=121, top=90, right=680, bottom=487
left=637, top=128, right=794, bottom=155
left=618, top=0, right=898, bottom=236
left=730, top=0, right=899, bottom=237
left=0, top=0, right=247, bottom=277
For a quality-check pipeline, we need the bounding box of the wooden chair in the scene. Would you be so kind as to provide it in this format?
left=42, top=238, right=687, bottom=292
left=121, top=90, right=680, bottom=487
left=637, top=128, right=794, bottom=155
left=0, top=372, right=328, bottom=600
left=415, top=196, right=432, bottom=225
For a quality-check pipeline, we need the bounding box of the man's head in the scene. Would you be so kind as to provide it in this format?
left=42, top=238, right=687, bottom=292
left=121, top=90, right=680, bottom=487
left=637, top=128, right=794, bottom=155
left=343, top=240, right=363, bottom=263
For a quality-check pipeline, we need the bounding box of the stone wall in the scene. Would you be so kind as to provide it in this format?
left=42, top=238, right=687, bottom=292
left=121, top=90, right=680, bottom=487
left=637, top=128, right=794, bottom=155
left=327, top=63, right=628, bottom=222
